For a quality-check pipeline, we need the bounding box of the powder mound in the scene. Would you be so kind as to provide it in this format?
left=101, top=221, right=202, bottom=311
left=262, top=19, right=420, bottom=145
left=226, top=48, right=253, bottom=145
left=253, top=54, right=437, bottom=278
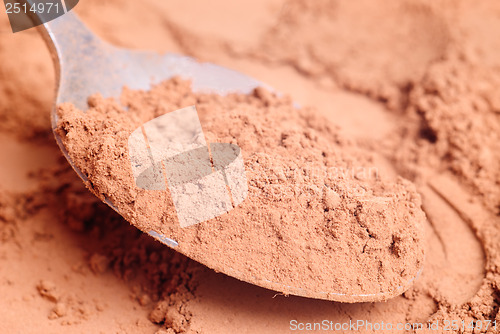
left=258, top=0, right=450, bottom=110
left=55, top=78, right=425, bottom=302
left=405, top=55, right=500, bottom=214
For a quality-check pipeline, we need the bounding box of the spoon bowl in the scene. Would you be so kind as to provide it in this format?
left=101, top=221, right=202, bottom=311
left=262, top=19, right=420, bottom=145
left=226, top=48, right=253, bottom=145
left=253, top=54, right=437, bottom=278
left=27, top=7, right=422, bottom=303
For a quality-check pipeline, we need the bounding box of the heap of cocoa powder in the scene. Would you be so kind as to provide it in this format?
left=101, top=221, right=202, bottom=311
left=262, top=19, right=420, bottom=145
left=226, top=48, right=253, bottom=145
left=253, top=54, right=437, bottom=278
left=55, top=78, right=425, bottom=302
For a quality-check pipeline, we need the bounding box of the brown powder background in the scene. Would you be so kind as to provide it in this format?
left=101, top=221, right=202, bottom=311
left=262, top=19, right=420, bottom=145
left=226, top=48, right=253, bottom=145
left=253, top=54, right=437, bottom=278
left=55, top=78, right=425, bottom=302
left=0, top=0, right=498, bottom=333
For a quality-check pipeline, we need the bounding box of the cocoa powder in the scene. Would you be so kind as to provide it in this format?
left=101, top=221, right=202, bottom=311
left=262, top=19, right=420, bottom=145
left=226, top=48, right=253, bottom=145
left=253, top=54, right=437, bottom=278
left=55, top=78, right=426, bottom=302
left=0, top=0, right=499, bottom=333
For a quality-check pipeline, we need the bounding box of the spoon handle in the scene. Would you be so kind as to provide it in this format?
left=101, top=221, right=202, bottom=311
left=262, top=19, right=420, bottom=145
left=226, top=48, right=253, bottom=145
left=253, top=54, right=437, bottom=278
left=36, top=12, right=102, bottom=76
left=17, top=1, right=103, bottom=73
left=17, top=1, right=127, bottom=112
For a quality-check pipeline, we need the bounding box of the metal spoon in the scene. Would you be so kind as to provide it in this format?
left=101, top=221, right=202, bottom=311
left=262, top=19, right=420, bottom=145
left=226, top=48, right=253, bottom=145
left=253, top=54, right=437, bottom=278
left=26, top=7, right=420, bottom=303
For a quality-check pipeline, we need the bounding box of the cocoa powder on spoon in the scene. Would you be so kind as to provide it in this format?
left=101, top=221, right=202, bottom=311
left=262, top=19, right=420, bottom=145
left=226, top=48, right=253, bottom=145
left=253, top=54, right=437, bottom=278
left=55, top=77, right=425, bottom=302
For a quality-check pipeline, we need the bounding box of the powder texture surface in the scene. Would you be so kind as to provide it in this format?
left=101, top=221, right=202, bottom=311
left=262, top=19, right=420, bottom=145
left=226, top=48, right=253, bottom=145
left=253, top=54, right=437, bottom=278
left=0, top=0, right=499, bottom=333
left=55, top=78, right=425, bottom=302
